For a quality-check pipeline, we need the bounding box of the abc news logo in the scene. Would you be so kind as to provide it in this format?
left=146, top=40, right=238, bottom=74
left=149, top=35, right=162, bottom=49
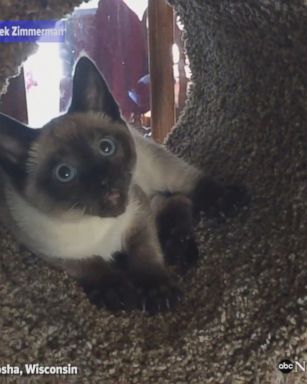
left=278, top=359, right=306, bottom=374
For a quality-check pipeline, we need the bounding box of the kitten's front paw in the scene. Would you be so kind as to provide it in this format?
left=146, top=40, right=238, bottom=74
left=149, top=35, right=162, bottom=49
left=138, top=280, right=181, bottom=315
left=163, top=233, right=199, bottom=273
left=192, top=176, right=250, bottom=219
left=80, top=276, right=138, bottom=311
left=154, top=195, right=199, bottom=272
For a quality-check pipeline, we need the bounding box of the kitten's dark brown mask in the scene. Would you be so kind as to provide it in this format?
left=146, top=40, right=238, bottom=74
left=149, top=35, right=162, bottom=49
left=0, top=57, right=136, bottom=218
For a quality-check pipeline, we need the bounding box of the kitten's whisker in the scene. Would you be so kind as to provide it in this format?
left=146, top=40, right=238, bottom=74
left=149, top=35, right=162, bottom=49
left=66, top=202, right=86, bottom=217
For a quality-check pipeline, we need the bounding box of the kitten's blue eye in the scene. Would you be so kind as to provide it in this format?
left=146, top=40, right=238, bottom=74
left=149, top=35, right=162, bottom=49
left=99, top=138, right=116, bottom=156
left=54, top=163, right=77, bottom=183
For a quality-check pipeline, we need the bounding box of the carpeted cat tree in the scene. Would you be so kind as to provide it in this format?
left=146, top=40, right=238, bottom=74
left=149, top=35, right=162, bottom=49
left=0, top=1, right=306, bottom=383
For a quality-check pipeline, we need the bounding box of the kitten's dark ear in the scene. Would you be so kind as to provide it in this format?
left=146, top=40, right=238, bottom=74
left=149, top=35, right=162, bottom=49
left=0, top=113, right=38, bottom=177
left=68, top=56, right=121, bottom=120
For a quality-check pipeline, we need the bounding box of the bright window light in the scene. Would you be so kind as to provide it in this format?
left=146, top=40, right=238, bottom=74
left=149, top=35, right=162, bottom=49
left=23, top=42, right=63, bottom=128
left=123, top=0, right=148, bottom=20
left=77, top=0, right=99, bottom=10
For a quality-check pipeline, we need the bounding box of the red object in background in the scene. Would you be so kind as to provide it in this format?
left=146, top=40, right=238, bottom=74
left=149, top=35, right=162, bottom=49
left=95, top=0, right=149, bottom=116
left=25, top=71, right=38, bottom=91
left=60, top=0, right=150, bottom=119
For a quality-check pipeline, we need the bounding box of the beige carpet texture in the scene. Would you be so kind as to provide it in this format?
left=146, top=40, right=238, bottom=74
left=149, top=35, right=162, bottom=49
left=0, top=0, right=306, bottom=383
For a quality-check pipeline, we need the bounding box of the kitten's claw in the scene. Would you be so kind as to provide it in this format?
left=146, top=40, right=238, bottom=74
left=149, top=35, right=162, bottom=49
left=80, top=278, right=138, bottom=311
left=141, top=300, right=146, bottom=313
left=80, top=272, right=181, bottom=314
left=137, top=280, right=181, bottom=315
left=166, top=298, right=170, bottom=310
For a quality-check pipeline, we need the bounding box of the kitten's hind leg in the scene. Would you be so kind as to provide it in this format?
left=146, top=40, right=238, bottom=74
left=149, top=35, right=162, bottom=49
left=132, top=131, right=250, bottom=220
left=151, top=193, right=199, bottom=274
left=191, top=176, right=250, bottom=220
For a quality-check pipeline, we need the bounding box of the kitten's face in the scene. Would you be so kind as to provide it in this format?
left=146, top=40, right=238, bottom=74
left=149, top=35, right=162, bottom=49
left=0, top=56, right=137, bottom=218
left=25, top=113, right=136, bottom=218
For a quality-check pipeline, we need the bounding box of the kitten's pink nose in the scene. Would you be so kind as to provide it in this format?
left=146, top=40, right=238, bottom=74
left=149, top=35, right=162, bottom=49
left=105, top=190, right=121, bottom=205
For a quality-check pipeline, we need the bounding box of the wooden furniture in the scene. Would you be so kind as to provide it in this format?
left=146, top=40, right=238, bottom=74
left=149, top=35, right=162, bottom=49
left=148, top=0, right=175, bottom=143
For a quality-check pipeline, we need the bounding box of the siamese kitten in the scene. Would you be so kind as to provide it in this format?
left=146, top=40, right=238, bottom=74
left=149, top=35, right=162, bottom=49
left=0, top=57, right=248, bottom=313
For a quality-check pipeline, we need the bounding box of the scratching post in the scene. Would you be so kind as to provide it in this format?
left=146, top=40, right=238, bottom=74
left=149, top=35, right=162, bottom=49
left=166, top=1, right=307, bottom=381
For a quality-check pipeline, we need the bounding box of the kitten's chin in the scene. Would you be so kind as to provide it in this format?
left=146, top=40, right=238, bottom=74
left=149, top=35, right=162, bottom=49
left=91, top=203, right=127, bottom=218
left=99, top=205, right=127, bottom=218
left=88, top=195, right=128, bottom=218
